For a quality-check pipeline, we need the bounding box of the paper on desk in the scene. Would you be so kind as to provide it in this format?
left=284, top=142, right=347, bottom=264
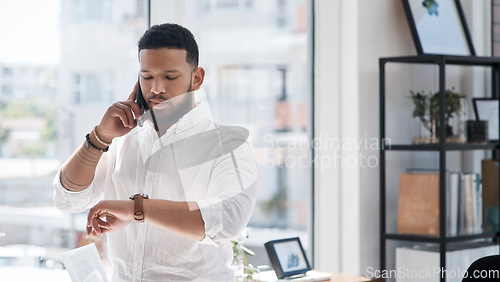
left=60, top=243, right=109, bottom=282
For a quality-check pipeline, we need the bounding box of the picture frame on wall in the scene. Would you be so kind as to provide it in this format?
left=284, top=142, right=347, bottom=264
left=401, top=0, right=475, bottom=56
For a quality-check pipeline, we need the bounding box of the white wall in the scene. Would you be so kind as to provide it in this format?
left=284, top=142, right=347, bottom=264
left=358, top=0, right=416, bottom=275
left=313, top=0, right=342, bottom=273
left=315, top=0, right=492, bottom=276
left=314, top=0, right=406, bottom=274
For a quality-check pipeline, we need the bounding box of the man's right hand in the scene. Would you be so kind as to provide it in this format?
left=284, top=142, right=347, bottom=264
left=94, top=83, right=143, bottom=143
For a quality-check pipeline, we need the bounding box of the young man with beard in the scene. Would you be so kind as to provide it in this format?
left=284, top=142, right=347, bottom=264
left=53, top=23, right=257, bottom=281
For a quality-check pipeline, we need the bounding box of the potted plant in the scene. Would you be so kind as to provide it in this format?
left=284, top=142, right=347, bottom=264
left=410, top=88, right=466, bottom=144
left=231, top=230, right=256, bottom=280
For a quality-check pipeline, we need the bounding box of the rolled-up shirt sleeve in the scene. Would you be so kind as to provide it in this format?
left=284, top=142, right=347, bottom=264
left=52, top=149, right=110, bottom=213
left=196, top=139, right=257, bottom=245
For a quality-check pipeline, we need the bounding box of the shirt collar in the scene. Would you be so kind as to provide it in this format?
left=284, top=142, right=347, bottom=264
left=165, top=101, right=213, bottom=136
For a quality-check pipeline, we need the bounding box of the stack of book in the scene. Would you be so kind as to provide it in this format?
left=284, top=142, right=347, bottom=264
left=447, top=172, right=482, bottom=236
left=397, top=170, right=482, bottom=236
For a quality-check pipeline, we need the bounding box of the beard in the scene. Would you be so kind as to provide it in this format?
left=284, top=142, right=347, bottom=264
left=167, top=81, right=195, bottom=121
left=150, top=81, right=195, bottom=134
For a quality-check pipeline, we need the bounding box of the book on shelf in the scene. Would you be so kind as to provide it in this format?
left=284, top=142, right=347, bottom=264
left=457, top=172, right=465, bottom=235
left=462, top=173, right=481, bottom=235
left=444, top=171, right=482, bottom=236
left=451, top=172, right=482, bottom=236
left=475, top=172, right=482, bottom=233
left=447, top=172, right=459, bottom=236
left=395, top=243, right=498, bottom=282
left=397, top=170, right=483, bottom=236
left=481, top=159, right=499, bottom=229
left=397, top=172, right=439, bottom=235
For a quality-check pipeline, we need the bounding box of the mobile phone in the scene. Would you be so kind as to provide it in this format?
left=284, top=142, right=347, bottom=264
left=136, top=78, right=159, bottom=131
left=136, top=79, right=149, bottom=113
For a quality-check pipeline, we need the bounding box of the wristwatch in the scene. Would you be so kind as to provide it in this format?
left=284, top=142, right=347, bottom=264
left=129, top=193, right=149, bottom=223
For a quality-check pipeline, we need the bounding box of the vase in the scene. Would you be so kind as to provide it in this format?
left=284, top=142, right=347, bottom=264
left=445, top=97, right=467, bottom=143
left=412, top=97, right=437, bottom=144
left=412, top=97, right=466, bottom=144
left=232, top=258, right=245, bottom=281
left=412, top=117, right=436, bottom=144
left=232, top=244, right=245, bottom=279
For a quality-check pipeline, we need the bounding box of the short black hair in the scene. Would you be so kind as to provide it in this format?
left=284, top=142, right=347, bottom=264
left=137, top=23, right=199, bottom=67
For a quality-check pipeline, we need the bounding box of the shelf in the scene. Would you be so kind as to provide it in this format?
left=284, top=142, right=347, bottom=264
left=384, top=233, right=441, bottom=243
left=384, top=142, right=499, bottom=151
left=380, top=54, right=500, bottom=66
left=379, top=54, right=500, bottom=279
left=446, top=232, right=499, bottom=243
left=384, top=232, right=498, bottom=243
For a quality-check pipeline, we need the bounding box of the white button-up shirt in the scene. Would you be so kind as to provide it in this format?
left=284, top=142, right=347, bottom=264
left=53, top=100, right=257, bottom=282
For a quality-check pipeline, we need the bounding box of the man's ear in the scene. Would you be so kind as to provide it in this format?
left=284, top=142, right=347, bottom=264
left=191, top=67, right=205, bottom=91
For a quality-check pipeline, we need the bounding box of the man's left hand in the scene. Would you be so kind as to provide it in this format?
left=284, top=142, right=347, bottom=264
left=86, top=200, right=134, bottom=236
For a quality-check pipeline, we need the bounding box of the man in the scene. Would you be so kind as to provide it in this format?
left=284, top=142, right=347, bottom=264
left=53, top=23, right=257, bottom=281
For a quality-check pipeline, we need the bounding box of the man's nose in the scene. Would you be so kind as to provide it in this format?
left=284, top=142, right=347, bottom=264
left=151, top=79, right=166, bottom=94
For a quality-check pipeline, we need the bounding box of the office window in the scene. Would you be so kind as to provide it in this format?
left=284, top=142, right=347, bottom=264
left=2, top=84, right=13, bottom=96
left=0, top=0, right=312, bottom=275
left=276, top=0, right=287, bottom=26
left=73, top=73, right=82, bottom=103
left=184, top=0, right=312, bottom=263
left=72, top=0, right=114, bottom=23
left=135, top=0, right=147, bottom=18
left=2, top=67, right=12, bottom=77
left=216, top=0, right=239, bottom=8
left=0, top=0, right=148, bottom=275
left=202, top=0, right=253, bottom=11
left=494, top=0, right=500, bottom=56
left=72, top=73, right=114, bottom=104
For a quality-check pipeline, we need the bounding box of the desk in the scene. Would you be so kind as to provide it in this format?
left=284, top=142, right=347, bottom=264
left=252, top=270, right=380, bottom=282
left=0, top=266, right=70, bottom=282
left=1, top=267, right=381, bottom=282
left=329, top=272, right=381, bottom=282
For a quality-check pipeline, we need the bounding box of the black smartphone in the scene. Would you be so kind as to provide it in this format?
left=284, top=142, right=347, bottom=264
left=136, top=79, right=149, bottom=113
left=136, top=78, right=159, bottom=131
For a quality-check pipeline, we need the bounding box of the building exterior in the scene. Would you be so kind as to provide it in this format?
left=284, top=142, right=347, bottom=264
left=58, top=0, right=148, bottom=159
left=0, top=63, right=57, bottom=158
